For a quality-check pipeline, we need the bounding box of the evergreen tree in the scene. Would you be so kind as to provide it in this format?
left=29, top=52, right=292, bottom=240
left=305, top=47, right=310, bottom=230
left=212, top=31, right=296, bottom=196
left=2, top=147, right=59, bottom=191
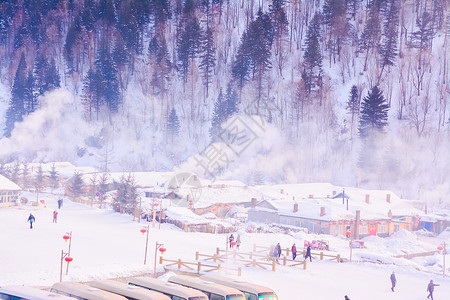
left=410, top=11, right=435, bottom=55
left=24, top=71, right=35, bottom=114
left=224, top=83, right=238, bottom=118
left=209, top=89, right=227, bottom=141
left=151, top=35, right=172, bottom=95
left=360, top=5, right=381, bottom=71
left=4, top=54, right=27, bottom=137
left=97, top=172, right=110, bottom=208
left=347, top=85, right=360, bottom=139
left=167, top=107, right=181, bottom=142
left=358, top=86, right=389, bottom=139
left=199, top=26, right=216, bottom=98
left=302, top=12, right=323, bottom=94
left=231, top=31, right=251, bottom=91
left=48, top=163, right=60, bottom=194
left=322, top=0, right=349, bottom=62
left=113, top=173, right=138, bottom=215
left=34, top=163, right=45, bottom=193
left=21, top=162, right=30, bottom=190
left=176, top=17, right=202, bottom=82
left=379, top=0, right=400, bottom=79
left=68, top=171, right=85, bottom=201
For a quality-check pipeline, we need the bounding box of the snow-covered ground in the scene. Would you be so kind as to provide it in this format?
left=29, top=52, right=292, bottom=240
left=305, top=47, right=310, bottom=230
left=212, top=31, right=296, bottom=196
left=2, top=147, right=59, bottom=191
left=1, top=192, right=449, bottom=300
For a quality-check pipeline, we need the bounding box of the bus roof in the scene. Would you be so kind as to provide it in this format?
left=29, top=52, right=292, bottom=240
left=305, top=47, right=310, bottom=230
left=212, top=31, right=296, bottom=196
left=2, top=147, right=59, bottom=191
left=128, top=276, right=208, bottom=299
left=89, top=279, right=171, bottom=300
left=51, top=281, right=128, bottom=300
left=168, top=275, right=245, bottom=299
left=199, top=274, right=276, bottom=296
left=0, top=285, right=73, bottom=300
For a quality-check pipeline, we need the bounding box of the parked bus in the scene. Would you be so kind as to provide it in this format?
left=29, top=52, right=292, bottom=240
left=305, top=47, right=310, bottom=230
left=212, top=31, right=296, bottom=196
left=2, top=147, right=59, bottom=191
left=51, top=281, right=128, bottom=300
left=89, top=279, right=171, bottom=300
left=0, top=285, right=73, bottom=300
left=128, top=276, right=208, bottom=300
left=168, top=275, right=246, bottom=300
left=200, top=274, right=278, bottom=300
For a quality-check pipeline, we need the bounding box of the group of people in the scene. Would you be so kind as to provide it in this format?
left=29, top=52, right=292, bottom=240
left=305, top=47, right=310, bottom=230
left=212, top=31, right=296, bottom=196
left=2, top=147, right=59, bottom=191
left=268, top=243, right=312, bottom=262
left=390, top=271, right=439, bottom=299
left=228, top=234, right=241, bottom=249
left=27, top=198, right=64, bottom=229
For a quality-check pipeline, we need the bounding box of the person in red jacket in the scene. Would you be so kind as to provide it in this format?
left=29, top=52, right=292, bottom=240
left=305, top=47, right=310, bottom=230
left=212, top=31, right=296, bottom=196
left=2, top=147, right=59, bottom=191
left=53, top=210, right=58, bottom=223
left=291, top=243, right=297, bottom=260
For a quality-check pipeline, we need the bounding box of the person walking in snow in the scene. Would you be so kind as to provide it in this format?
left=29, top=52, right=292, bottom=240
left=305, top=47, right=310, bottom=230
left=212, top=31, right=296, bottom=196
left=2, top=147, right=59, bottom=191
left=344, top=296, right=350, bottom=300
left=304, top=245, right=312, bottom=262
left=236, top=235, right=241, bottom=249
left=57, top=199, right=62, bottom=209
left=275, top=243, right=282, bottom=258
left=27, top=213, right=35, bottom=229
left=291, top=243, right=297, bottom=260
left=229, top=234, right=234, bottom=248
left=53, top=210, right=58, bottom=223
left=390, top=271, right=396, bottom=292
left=427, top=280, right=439, bottom=300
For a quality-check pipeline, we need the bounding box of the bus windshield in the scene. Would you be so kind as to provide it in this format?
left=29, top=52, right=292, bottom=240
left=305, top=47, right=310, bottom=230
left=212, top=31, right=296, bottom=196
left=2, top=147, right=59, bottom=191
left=258, top=293, right=278, bottom=300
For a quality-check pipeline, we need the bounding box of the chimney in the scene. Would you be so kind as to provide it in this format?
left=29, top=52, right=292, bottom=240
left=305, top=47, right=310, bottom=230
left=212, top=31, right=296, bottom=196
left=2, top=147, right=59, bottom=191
left=332, top=190, right=337, bottom=196
left=320, top=207, right=325, bottom=216
left=388, top=209, right=393, bottom=219
left=251, top=198, right=257, bottom=208
left=386, top=194, right=391, bottom=203
left=280, top=189, right=284, bottom=194
left=309, top=194, right=314, bottom=199
left=365, top=194, right=370, bottom=204
left=293, top=203, right=298, bottom=213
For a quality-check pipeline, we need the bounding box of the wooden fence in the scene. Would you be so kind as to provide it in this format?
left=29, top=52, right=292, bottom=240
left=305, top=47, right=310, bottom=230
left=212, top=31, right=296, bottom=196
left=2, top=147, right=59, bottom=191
left=159, top=256, right=242, bottom=276
left=252, top=244, right=341, bottom=263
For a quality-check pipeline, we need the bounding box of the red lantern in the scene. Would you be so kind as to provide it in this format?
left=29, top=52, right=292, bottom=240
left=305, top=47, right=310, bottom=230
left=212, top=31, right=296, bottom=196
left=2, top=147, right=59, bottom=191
left=154, top=203, right=159, bottom=207
left=338, top=222, right=343, bottom=225
left=63, top=235, right=70, bottom=242
left=140, top=228, right=147, bottom=235
left=159, top=247, right=166, bottom=254
left=317, top=221, right=321, bottom=225
left=332, top=222, right=337, bottom=225
left=230, top=241, right=236, bottom=246
left=65, top=257, right=73, bottom=263
left=437, top=246, right=444, bottom=251
left=41, top=186, right=45, bottom=190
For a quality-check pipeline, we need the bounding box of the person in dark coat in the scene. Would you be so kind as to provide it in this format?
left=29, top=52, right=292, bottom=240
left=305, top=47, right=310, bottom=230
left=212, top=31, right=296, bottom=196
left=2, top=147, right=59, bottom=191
left=344, top=296, right=350, bottom=300
left=236, top=235, right=241, bottom=249
left=390, top=271, right=396, bottom=292
left=291, top=243, right=297, bottom=260
left=275, top=243, right=282, bottom=258
left=229, top=234, right=234, bottom=248
left=27, top=213, right=35, bottom=229
left=427, top=280, right=439, bottom=300
left=57, top=199, right=62, bottom=209
left=304, top=245, right=312, bottom=261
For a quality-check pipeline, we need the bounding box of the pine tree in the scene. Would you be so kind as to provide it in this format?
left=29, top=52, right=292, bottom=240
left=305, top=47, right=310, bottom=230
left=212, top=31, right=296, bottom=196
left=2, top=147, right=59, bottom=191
left=177, top=17, right=202, bottom=83
left=231, top=31, right=251, bottom=91
left=21, top=162, right=30, bottom=190
left=4, top=54, right=27, bottom=137
left=224, top=83, right=238, bottom=118
left=302, top=12, right=323, bottom=94
left=360, top=5, right=381, bottom=71
left=322, top=0, right=349, bottom=63
left=358, top=86, right=389, bottom=139
left=209, top=89, right=227, bottom=141
left=199, top=26, right=216, bottom=98
left=379, top=0, right=400, bottom=79
left=113, top=173, right=138, bottom=215
left=34, top=163, right=45, bottom=193
left=97, top=173, right=110, bottom=208
left=48, top=163, right=60, bottom=194
left=347, top=85, right=360, bottom=139
left=68, top=171, right=85, bottom=201
left=167, top=107, right=181, bottom=142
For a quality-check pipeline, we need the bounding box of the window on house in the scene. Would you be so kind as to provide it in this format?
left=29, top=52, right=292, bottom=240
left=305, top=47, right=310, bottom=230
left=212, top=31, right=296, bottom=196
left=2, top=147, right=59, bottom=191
left=360, top=224, right=367, bottom=234
left=379, top=223, right=386, bottom=233
left=394, top=224, right=400, bottom=232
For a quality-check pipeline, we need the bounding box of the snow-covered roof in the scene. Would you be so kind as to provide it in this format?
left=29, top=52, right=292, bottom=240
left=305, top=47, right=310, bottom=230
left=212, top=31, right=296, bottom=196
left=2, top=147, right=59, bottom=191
left=0, top=174, right=21, bottom=191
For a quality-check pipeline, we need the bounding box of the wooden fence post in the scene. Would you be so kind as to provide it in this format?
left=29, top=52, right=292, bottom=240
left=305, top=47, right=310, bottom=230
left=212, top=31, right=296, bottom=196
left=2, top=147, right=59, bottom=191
left=177, top=259, right=182, bottom=269
left=286, top=248, right=290, bottom=257
left=197, top=261, right=201, bottom=272
left=159, top=256, right=163, bottom=264
left=320, top=252, right=324, bottom=260
left=196, top=251, right=199, bottom=260
left=302, top=250, right=306, bottom=257
left=252, top=259, right=256, bottom=268
left=238, top=267, right=242, bottom=276
left=213, top=254, right=217, bottom=262
left=283, top=256, right=287, bottom=266
left=337, top=254, right=340, bottom=263
left=249, top=252, right=253, bottom=259
left=272, top=260, right=276, bottom=271
left=303, top=259, right=307, bottom=270
left=216, top=247, right=220, bottom=255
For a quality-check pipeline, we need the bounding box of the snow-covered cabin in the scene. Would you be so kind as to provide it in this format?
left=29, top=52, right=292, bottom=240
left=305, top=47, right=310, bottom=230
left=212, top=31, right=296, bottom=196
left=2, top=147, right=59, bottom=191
left=0, top=174, right=21, bottom=207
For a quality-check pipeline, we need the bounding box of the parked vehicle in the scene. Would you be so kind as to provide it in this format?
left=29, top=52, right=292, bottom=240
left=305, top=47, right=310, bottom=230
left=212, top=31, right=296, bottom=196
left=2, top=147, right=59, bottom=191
left=90, top=279, right=170, bottom=300
left=51, top=281, right=128, bottom=300
left=0, top=285, right=73, bottom=300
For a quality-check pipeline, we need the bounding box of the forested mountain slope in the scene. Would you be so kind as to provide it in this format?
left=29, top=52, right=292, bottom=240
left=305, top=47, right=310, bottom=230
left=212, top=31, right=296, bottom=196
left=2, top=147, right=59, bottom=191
left=0, top=0, right=448, bottom=204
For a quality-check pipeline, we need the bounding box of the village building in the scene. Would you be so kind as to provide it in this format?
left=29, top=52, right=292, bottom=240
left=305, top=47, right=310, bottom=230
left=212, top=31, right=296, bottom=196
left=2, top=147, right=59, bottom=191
left=248, top=184, right=423, bottom=238
left=0, top=174, right=22, bottom=207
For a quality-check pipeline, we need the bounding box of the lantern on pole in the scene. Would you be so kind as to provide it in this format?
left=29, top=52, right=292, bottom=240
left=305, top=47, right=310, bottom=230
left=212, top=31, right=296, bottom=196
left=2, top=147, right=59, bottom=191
left=140, top=228, right=147, bottom=235
left=65, top=257, right=73, bottom=263
left=159, top=247, right=166, bottom=254
left=63, top=235, right=70, bottom=242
